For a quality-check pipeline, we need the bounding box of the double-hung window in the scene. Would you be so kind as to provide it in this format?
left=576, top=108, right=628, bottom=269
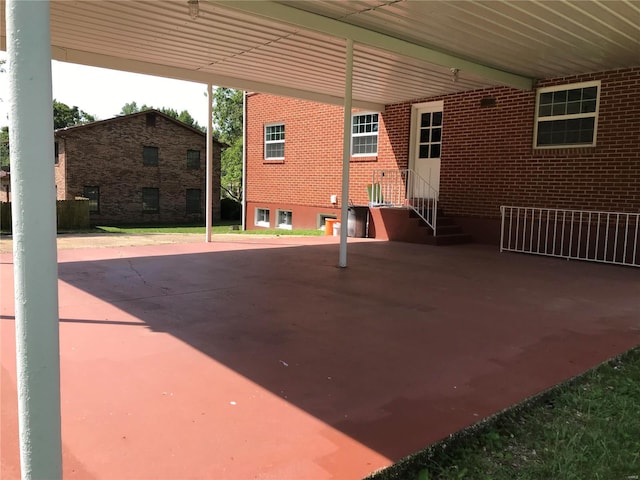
left=187, top=149, right=201, bottom=169
left=352, top=113, right=379, bottom=156
left=265, top=124, right=285, bottom=159
left=534, top=81, right=600, bottom=148
left=186, top=188, right=202, bottom=214
left=143, top=146, right=159, bottom=166
left=142, top=188, right=159, bottom=213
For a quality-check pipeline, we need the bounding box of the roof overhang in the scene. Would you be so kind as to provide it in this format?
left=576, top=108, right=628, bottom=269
left=1, top=1, right=638, bottom=109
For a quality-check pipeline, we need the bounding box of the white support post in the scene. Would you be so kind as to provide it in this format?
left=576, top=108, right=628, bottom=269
left=338, top=39, right=354, bottom=268
left=7, top=0, right=63, bottom=478
left=205, top=83, right=214, bottom=242
left=241, top=91, right=247, bottom=231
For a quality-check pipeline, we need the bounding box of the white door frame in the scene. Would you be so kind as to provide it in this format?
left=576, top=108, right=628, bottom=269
left=409, top=100, right=444, bottom=196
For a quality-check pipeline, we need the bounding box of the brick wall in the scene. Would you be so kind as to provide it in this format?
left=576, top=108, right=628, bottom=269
left=55, top=139, right=67, bottom=200
left=246, top=94, right=399, bottom=230
left=0, top=176, right=9, bottom=202
left=246, top=67, right=640, bottom=236
left=405, top=67, right=640, bottom=219
left=57, top=112, right=221, bottom=225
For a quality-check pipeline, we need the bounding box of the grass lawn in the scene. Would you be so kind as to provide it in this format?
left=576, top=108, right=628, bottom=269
left=94, top=223, right=324, bottom=236
left=368, top=346, right=640, bottom=480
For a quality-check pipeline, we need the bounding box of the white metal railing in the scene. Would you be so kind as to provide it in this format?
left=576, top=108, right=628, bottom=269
left=500, top=206, right=640, bottom=267
left=370, top=169, right=438, bottom=234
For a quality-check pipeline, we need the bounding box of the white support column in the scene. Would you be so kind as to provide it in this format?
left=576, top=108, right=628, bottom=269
left=241, top=91, right=247, bottom=231
left=338, top=39, right=354, bottom=268
left=7, top=0, right=63, bottom=478
left=205, top=83, right=214, bottom=242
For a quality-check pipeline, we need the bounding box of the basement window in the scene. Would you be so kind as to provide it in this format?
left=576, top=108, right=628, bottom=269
left=277, top=210, right=292, bottom=230
left=318, top=213, right=337, bottom=230
left=352, top=113, right=379, bottom=156
left=265, top=123, right=285, bottom=159
left=255, top=208, right=270, bottom=227
left=534, top=81, right=600, bottom=148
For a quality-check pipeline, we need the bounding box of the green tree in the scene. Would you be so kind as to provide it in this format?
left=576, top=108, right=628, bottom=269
left=120, top=101, right=143, bottom=115
left=177, top=110, right=197, bottom=128
left=53, top=100, right=95, bottom=129
left=119, top=102, right=203, bottom=131
left=213, top=88, right=243, bottom=142
left=213, top=88, right=243, bottom=201
left=2, top=101, right=97, bottom=165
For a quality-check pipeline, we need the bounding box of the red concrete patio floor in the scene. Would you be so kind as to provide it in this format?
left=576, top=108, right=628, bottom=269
left=2, top=236, right=639, bottom=479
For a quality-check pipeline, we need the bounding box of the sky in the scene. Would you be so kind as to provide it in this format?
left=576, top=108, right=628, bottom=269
left=0, top=54, right=212, bottom=128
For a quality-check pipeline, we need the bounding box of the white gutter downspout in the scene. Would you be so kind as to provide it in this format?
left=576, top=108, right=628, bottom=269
left=205, top=83, right=214, bottom=242
left=241, top=91, right=247, bottom=231
left=338, top=39, right=354, bottom=268
left=7, top=0, right=63, bottom=477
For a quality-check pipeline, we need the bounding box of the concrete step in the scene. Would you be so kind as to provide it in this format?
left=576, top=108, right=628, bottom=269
left=368, top=206, right=472, bottom=246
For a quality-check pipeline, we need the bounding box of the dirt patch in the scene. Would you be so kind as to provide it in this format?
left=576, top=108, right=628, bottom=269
left=0, top=232, right=311, bottom=254
left=0, top=233, right=206, bottom=254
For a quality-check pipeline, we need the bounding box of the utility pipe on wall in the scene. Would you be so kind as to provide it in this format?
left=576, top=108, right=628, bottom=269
left=7, top=0, right=63, bottom=477
left=339, top=39, right=354, bottom=268
left=205, top=83, right=214, bottom=242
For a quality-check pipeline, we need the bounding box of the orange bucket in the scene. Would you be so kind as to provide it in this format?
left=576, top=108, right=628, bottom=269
left=325, top=218, right=338, bottom=236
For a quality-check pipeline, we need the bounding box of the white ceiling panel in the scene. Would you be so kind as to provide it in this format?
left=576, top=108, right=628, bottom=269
left=1, top=0, right=638, bottom=109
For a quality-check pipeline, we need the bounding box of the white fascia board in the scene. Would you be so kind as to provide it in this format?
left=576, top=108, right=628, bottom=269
left=213, top=0, right=535, bottom=91
left=49, top=46, right=384, bottom=112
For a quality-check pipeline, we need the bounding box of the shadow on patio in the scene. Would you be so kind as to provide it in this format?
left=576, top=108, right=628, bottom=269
left=2, top=238, right=639, bottom=479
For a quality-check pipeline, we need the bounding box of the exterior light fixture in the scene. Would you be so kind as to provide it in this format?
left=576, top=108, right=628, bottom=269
left=450, top=68, right=459, bottom=83
left=188, top=0, right=199, bottom=20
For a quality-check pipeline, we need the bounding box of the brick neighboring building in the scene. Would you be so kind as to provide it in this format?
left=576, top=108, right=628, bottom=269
left=55, top=110, right=222, bottom=225
left=246, top=67, right=640, bottom=244
left=0, top=169, right=9, bottom=203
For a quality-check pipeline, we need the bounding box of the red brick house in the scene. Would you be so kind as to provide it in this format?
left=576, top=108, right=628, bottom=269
left=55, top=110, right=222, bottom=225
left=246, top=67, right=640, bottom=258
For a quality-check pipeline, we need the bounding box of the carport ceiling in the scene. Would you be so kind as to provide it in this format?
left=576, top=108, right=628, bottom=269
left=2, top=0, right=639, bottom=110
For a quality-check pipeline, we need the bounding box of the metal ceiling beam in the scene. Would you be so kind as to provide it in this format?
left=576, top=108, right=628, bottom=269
left=212, top=0, right=535, bottom=91
left=44, top=44, right=385, bottom=112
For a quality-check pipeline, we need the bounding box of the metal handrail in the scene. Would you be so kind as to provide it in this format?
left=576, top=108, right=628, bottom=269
left=500, top=206, right=640, bottom=267
left=370, top=169, right=438, bottom=234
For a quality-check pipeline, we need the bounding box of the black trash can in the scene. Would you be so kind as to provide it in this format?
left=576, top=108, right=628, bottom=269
left=347, top=206, right=368, bottom=238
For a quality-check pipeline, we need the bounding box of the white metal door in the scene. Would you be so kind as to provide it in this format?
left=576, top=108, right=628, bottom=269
left=410, top=101, right=443, bottom=198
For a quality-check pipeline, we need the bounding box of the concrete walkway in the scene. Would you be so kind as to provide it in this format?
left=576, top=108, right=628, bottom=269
left=2, top=236, right=639, bottom=479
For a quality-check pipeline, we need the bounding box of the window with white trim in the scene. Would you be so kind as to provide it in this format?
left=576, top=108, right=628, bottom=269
left=265, top=124, right=285, bottom=159
left=534, top=81, right=600, bottom=148
left=255, top=208, right=270, bottom=227
left=276, top=210, right=292, bottom=230
left=352, top=113, right=379, bottom=156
